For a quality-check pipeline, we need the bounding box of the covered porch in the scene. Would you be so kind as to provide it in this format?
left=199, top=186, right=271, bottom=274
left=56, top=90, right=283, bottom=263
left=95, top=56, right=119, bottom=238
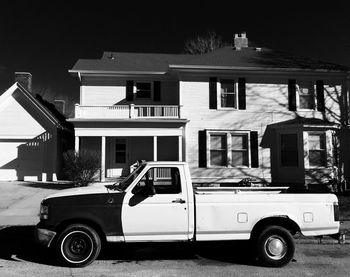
left=71, top=119, right=187, bottom=181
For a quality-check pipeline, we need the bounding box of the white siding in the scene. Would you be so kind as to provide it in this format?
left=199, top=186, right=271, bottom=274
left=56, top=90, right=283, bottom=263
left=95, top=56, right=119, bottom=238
left=81, top=78, right=179, bottom=106
left=0, top=95, right=45, bottom=137
left=180, top=76, right=344, bottom=182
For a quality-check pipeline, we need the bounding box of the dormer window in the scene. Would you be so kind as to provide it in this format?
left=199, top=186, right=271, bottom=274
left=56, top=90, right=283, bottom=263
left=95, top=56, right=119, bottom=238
left=136, top=82, right=152, bottom=99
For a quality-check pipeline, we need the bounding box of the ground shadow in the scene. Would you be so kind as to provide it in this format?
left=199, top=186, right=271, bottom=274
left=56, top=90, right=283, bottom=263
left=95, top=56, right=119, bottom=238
left=0, top=226, right=258, bottom=267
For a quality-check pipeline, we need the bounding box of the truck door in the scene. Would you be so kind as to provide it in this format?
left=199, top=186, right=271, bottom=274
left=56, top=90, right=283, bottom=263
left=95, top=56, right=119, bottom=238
left=122, top=166, right=189, bottom=241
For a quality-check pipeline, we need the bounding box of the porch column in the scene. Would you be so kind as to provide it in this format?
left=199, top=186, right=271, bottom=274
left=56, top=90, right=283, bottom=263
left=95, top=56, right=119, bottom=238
left=101, top=136, right=106, bottom=182
left=75, top=136, right=79, bottom=153
left=178, top=135, right=183, bottom=161
left=153, top=136, right=158, bottom=161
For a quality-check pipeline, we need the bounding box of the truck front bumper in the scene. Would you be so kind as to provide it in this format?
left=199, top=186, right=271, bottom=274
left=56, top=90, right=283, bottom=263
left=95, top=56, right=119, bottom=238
left=35, top=227, right=57, bottom=247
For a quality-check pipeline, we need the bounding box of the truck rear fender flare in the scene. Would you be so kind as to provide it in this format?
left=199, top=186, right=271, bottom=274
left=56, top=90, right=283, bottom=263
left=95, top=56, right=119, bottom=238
left=250, top=216, right=301, bottom=240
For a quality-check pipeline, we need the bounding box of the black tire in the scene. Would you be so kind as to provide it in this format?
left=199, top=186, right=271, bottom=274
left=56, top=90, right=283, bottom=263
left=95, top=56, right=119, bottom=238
left=255, top=225, right=295, bottom=267
left=56, top=224, right=101, bottom=267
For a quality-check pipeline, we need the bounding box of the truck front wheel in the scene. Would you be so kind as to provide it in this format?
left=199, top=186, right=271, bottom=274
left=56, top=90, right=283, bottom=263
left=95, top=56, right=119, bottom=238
left=56, top=224, right=101, bottom=267
left=255, top=225, right=295, bottom=267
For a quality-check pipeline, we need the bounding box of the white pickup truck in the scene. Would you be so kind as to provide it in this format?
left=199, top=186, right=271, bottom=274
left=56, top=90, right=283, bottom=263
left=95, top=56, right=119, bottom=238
left=35, top=161, right=340, bottom=267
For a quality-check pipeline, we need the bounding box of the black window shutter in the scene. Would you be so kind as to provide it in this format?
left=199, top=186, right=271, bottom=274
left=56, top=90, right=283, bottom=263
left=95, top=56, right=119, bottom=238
left=316, top=80, right=325, bottom=112
left=209, top=77, right=217, bottom=109
left=250, top=131, right=259, bottom=168
left=288, top=79, right=297, bottom=111
left=153, top=81, right=161, bottom=102
left=126, top=80, right=134, bottom=101
left=238, top=78, right=246, bottom=110
left=198, top=130, right=207, bottom=167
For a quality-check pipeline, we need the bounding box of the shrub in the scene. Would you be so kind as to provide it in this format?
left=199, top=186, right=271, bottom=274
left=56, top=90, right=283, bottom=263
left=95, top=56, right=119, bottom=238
left=63, top=150, right=101, bottom=186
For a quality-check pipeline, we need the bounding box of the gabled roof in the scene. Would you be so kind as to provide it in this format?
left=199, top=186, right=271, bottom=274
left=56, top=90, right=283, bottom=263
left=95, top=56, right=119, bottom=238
left=0, top=82, right=63, bottom=129
left=70, top=46, right=349, bottom=75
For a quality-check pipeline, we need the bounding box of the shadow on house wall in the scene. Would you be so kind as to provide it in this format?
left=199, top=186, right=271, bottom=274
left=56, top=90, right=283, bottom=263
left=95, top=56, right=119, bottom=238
left=0, top=131, right=57, bottom=181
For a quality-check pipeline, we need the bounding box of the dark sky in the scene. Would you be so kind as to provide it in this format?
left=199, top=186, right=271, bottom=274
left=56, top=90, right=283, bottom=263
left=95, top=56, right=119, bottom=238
left=1, top=1, right=350, bottom=103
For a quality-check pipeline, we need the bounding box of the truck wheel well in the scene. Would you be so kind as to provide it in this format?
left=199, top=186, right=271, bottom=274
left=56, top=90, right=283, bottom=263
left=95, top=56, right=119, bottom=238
left=54, top=219, right=106, bottom=245
left=251, top=217, right=300, bottom=239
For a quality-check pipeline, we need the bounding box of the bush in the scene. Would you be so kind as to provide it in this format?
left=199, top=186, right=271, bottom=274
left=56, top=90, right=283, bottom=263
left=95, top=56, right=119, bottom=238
left=63, top=150, right=101, bottom=186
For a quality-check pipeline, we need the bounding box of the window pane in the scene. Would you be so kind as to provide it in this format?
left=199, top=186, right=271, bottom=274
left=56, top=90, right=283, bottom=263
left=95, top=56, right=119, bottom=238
left=231, top=134, right=247, bottom=150
left=221, top=92, right=235, bottom=107
left=299, top=95, right=314, bottom=109
left=231, top=151, right=248, bottom=166
left=309, top=151, right=326, bottom=167
left=221, top=80, right=234, bottom=92
left=210, top=150, right=226, bottom=166
left=210, top=135, right=226, bottom=150
left=297, top=81, right=315, bottom=109
left=221, top=80, right=236, bottom=108
left=309, top=134, right=325, bottom=150
left=115, top=152, right=126, bottom=163
left=133, top=167, right=181, bottom=194
left=136, top=82, right=151, bottom=98
left=280, top=134, right=298, bottom=167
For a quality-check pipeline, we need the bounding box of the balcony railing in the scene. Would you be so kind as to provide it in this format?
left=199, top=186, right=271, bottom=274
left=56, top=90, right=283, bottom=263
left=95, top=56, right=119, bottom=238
left=75, top=104, right=182, bottom=119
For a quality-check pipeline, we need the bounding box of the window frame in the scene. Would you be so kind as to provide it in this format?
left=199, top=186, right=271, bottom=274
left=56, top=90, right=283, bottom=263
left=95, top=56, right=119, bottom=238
left=296, top=80, right=317, bottom=111
left=218, top=79, right=238, bottom=110
left=135, top=81, right=153, bottom=99
left=207, top=130, right=251, bottom=168
left=305, top=131, right=328, bottom=168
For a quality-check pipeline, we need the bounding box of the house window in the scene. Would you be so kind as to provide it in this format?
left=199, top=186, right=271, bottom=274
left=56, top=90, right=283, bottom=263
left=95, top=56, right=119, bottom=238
left=231, top=134, right=249, bottom=166
left=280, top=134, right=298, bottom=167
left=297, top=81, right=315, bottom=110
left=210, top=134, right=227, bottom=166
left=308, top=133, right=327, bottom=167
left=136, top=82, right=152, bottom=99
left=209, top=132, right=249, bottom=167
left=220, top=80, right=237, bottom=108
left=115, top=139, right=127, bottom=164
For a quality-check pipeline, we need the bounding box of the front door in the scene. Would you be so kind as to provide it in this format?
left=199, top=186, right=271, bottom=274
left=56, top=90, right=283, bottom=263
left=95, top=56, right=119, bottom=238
left=109, top=138, right=128, bottom=177
left=121, top=165, right=189, bottom=241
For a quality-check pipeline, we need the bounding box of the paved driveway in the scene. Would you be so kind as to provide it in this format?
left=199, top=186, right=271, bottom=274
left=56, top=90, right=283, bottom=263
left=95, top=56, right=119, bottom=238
left=0, top=181, right=70, bottom=226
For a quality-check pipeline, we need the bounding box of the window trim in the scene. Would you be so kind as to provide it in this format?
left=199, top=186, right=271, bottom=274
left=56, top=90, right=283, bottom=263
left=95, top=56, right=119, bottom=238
left=305, top=131, right=328, bottom=169
left=207, top=130, right=251, bottom=168
left=135, top=81, right=153, bottom=99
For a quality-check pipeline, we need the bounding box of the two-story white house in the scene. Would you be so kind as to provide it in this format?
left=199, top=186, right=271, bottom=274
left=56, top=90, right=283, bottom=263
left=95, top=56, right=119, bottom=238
left=69, top=33, right=350, bottom=188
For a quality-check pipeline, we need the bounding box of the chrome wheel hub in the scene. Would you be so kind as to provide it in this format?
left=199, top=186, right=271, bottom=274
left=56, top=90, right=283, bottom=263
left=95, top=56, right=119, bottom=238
left=265, top=236, right=287, bottom=259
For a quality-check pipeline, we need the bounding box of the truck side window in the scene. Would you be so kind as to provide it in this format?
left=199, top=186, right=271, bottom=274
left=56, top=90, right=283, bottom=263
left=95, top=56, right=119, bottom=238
left=134, top=167, right=181, bottom=194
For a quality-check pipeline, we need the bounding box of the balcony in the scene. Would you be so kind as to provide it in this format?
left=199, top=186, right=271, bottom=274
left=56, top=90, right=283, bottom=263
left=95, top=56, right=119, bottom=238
left=74, top=104, right=182, bottom=119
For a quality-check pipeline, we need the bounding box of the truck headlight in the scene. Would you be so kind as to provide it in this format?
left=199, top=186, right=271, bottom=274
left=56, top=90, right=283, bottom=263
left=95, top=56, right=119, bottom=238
left=40, top=203, right=49, bottom=220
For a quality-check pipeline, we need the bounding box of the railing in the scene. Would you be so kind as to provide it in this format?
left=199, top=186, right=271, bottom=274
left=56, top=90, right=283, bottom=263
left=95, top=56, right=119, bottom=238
left=75, top=104, right=181, bottom=119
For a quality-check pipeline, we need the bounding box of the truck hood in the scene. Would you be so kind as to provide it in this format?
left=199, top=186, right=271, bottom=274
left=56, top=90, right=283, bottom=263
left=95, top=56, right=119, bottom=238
left=44, top=185, right=114, bottom=200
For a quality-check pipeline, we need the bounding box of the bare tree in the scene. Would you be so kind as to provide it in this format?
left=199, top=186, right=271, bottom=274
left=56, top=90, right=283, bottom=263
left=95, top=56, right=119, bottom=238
left=184, top=30, right=227, bottom=55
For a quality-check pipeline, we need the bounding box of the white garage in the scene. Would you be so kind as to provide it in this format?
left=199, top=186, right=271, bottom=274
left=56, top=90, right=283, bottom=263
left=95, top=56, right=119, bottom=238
left=0, top=81, right=62, bottom=181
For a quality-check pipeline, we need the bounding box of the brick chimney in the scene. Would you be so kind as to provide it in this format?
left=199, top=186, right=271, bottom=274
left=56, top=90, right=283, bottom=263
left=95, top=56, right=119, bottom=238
left=234, top=32, right=248, bottom=50
left=14, top=72, right=32, bottom=92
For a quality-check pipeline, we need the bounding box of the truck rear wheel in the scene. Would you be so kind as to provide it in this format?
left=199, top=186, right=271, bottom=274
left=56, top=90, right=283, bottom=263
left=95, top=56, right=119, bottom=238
left=56, top=224, right=101, bottom=267
left=256, top=225, right=295, bottom=267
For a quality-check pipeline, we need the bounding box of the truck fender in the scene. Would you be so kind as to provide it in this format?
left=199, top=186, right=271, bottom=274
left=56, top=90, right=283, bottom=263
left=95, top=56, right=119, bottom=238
left=250, top=215, right=301, bottom=240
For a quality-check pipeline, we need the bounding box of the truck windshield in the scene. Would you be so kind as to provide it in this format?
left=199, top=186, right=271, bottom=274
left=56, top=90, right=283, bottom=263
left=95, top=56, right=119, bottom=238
left=114, top=165, right=146, bottom=191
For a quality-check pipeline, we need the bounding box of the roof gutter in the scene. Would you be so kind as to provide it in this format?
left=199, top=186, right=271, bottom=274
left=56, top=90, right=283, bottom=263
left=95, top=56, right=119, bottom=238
left=169, top=64, right=349, bottom=75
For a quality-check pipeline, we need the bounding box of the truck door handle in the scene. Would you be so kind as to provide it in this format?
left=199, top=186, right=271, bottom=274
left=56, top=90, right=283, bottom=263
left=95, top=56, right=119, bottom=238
left=172, top=198, right=186, bottom=204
